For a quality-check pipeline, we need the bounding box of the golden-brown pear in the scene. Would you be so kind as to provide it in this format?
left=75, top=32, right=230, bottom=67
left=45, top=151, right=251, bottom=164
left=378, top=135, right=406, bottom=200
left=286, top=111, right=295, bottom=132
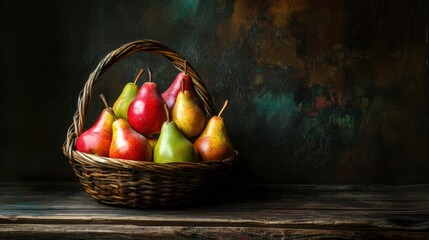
left=194, top=100, right=234, bottom=161
left=172, top=80, right=207, bottom=138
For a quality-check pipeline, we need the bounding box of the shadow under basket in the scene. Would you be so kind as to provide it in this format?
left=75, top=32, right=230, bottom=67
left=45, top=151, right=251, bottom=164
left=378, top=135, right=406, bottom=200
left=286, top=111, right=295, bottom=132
left=62, top=39, right=237, bottom=209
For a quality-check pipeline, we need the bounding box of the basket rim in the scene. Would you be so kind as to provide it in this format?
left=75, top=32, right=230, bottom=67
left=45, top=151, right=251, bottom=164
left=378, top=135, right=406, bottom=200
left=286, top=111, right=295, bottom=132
left=75, top=150, right=237, bottom=165
left=71, top=150, right=237, bottom=172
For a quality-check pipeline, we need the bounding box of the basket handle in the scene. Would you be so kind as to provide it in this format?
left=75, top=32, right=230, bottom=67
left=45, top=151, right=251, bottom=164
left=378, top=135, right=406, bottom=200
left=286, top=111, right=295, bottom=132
left=62, top=39, right=217, bottom=160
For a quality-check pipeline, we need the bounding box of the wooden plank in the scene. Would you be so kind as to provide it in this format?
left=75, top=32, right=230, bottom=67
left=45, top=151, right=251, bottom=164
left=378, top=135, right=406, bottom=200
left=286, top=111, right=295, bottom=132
left=0, top=182, right=428, bottom=239
left=1, top=224, right=429, bottom=240
left=1, top=210, right=429, bottom=231
left=1, top=182, right=429, bottom=211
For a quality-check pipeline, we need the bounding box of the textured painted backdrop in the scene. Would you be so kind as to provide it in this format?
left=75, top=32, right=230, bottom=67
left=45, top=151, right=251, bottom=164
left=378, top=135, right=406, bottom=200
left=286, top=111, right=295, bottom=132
left=0, top=0, right=427, bottom=184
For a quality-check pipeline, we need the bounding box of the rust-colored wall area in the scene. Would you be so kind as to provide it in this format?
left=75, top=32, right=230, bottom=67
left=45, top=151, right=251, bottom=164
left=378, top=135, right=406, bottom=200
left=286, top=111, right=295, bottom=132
left=216, top=0, right=429, bottom=184
left=0, top=0, right=427, bottom=184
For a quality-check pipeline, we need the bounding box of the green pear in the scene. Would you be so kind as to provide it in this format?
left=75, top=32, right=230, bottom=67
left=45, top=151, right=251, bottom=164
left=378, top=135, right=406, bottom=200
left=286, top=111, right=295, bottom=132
left=154, top=105, right=198, bottom=163
left=172, top=79, right=207, bottom=138
left=194, top=100, right=234, bottom=161
left=112, top=67, right=144, bottom=120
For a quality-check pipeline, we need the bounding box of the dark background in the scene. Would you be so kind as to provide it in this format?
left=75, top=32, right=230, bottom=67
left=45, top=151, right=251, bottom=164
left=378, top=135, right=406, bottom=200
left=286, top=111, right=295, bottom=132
left=0, top=0, right=427, bottom=184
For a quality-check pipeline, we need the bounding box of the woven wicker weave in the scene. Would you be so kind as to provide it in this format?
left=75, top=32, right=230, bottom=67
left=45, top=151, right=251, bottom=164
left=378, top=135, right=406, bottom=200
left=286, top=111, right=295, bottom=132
left=62, top=39, right=236, bottom=208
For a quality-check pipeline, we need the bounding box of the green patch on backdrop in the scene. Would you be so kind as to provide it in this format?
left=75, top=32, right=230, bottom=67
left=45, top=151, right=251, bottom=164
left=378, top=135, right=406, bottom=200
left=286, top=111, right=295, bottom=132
left=254, top=92, right=297, bottom=122
left=171, top=0, right=199, bottom=21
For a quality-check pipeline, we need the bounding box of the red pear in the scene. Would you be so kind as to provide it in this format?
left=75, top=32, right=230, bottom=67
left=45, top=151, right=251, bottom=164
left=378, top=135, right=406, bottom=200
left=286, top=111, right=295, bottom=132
left=128, top=68, right=167, bottom=137
left=109, top=118, right=152, bottom=161
left=76, top=94, right=115, bottom=157
left=162, top=61, right=201, bottom=111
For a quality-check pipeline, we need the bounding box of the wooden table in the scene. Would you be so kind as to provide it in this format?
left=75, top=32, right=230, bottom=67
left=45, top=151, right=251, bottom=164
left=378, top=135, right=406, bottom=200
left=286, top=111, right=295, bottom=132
left=0, top=181, right=428, bottom=239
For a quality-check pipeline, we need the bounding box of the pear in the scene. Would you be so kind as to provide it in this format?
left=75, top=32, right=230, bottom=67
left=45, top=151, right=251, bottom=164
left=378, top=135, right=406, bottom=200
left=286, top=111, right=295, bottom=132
left=76, top=94, right=115, bottom=157
left=162, top=61, right=201, bottom=111
left=172, top=79, right=207, bottom=138
left=128, top=68, right=167, bottom=138
left=109, top=118, right=152, bottom=161
left=154, top=105, right=198, bottom=163
left=112, top=67, right=144, bottom=120
left=194, top=100, right=234, bottom=161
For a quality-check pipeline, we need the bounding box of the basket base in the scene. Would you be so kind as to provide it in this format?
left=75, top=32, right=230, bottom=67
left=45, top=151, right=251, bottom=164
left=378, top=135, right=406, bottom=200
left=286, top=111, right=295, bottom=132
left=82, top=180, right=229, bottom=209
left=67, top=151, right=237, bottom=209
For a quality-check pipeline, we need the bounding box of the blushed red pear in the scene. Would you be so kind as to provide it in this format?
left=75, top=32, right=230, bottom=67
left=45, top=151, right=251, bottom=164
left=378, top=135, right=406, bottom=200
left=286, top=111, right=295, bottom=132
left=194, top=100, right=234, bottom=161
left=76, top=94, right=115, bottom=157
left=162, top=61, right=201, bottom=111
left=109, top=118, right=152, bottom=161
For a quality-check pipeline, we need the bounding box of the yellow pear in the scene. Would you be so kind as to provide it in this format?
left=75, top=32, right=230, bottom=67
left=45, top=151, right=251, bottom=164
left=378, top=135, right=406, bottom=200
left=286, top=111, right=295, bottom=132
left=172, top=80, right=207, bottom=138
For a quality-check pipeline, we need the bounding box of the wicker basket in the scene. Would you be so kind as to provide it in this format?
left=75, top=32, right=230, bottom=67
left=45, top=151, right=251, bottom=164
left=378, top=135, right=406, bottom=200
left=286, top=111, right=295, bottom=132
left=62, top=39, right=237, bottom=208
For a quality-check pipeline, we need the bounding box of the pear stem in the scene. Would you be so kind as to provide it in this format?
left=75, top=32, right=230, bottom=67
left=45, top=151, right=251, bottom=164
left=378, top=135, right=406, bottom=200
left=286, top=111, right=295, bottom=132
left=99, top=94, right=109, bottom=109
left=181, top=78, right=184, bottom=93
left=148, top=67, right=152, bottom=82
left=164, top=104, right=170, bottom=122
left=133, top=67, right=145, bottom=85
left=108, top=108, right=118, bottom=120
left=99, top=94, right=118, bottom=120
left=218, top=100, right=229, bottom=117
left=184, top=60, right=188, bottom=75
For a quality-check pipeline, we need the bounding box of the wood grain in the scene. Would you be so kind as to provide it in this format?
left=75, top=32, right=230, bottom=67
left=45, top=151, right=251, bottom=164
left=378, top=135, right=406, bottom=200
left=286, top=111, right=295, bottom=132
left=0, top=182, right=428, bottom=239
left=1, top=224, right=429, bottom=240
